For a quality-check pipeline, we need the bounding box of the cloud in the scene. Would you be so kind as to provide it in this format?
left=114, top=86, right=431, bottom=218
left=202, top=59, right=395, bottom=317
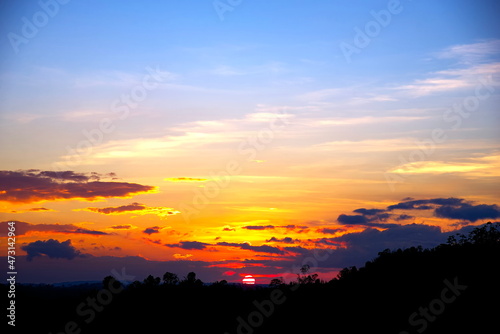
left=165, top=241, right=209, bottom=250
left=0, top=170, right=155, bottom=203
left=316, top=228, right=343, bottom=234
left=143, top=226, right=162, bottom=235
left=332, top=224, right=446, bottom=253
left=394, top=62, right=500, bottom=97
left=242, top=225, right=276, bottom=230
left=82, top=203, right=180, bottom=219
left=6, top=207, right=56, bottom=213
left=353, top=208, right=386, bottom=215
left=266, top=237, right=297, bottom=244
left=386, top=198, right=464, bottom=211
left=435, top=203, right=500, bottom=222
left=29, top=207, right=53, bottom=212
left=395, top=214, right=413, bottom=221
left=437, top=39, right=500, bottom=64
left=388, top=154, right=500, bottom=178
left=216, top=242, right=285, bottom=255
left=164, top=177, right=208, bottom=182
left=109, top=224, right=133, bottom=230
left=21, top=239, right=82, bottom=261
left=384, top=197, right=500, bottom=222
left=0, top=221, right=109, bottom=236
left=85, top=202, right=146, bottom=214
left=337, top=214, right=400, bottom=228
left=337, top=214, right=369, bottom=225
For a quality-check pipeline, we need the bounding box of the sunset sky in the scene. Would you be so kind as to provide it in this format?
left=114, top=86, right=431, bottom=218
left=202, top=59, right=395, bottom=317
left=1, top=0, right=499, bottom=284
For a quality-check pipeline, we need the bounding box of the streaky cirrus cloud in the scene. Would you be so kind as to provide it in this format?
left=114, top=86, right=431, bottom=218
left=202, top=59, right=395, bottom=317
left=242, top=225, right=275, bottom=230
left=0, top=221, right=109, bottom=236
left=164, top=177, right=208, bottom=182
left=21, top=239, right=82, bottom=261
left=85, top=202, right=146, bottom=214
left=0, top=170, right=155, bottom=203
left=109, top=224, right=134, bottom=230
left=5, top=207, right=56, bottom=213
left=81, top=202, right=180, bottom=219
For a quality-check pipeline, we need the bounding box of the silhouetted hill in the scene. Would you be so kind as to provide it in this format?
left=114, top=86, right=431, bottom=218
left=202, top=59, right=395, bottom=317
left=3, top=223, right=499, bottom=333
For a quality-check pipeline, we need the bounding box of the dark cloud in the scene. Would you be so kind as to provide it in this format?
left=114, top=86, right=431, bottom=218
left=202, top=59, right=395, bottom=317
left=0, top=221, right=109, bottom=236
left=395, top=214, right=413, bottom=221
left=435, top=203, right=500, bottom=222
left=165, top=241, right=209, bottom=250
left=281, top=224, right=308, bottom=230
left=338, top=214, right=369, bottom=225
left=143, top=226, right=161, bottom=235
left=0, top=170, right=154, bottom=203
left=28, top=207, right=51, bottom=212
left=387, top=197, right=464, bottom=211
left=283, top=246, right=310, bottom=255
left=316, top=228, right=343, bottom=234
left=21, top=239, right=81, bottom=261
left=216, top=242, right=285, bottom=254
left=242, top=225, right=275, bottom=230
left=385, top=197, right=500, bottom=222
left=110, top=224, right=133, bottom=230
left=337, top=214, right=400, bottom=228
left=333, top=224, right=444, bottom=248
left=450, top=221, right=473, bottom=227
left=72, top=228, right=108, bottom=235
left=86, top=202, right=146, bottom=214
left=353, top=208, right=386, bottom=215
left=369, top=213, right=391, bottom=221
left=222, top=227, right=235, bottom=231
left=266, top=237, right=297, bottom=244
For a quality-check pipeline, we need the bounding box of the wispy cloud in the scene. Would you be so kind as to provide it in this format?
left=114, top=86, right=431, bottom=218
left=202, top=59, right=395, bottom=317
left=164, top=177, right=208, bottom=182
left=81, top=203, right=181, bottom=219
left=389, top=153, right=500, bottom=177
left=436, top=39, right=500, bottom=64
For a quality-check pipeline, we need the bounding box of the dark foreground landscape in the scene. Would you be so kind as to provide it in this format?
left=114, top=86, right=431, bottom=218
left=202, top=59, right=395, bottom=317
left=3, top=223, right=499, bottom=334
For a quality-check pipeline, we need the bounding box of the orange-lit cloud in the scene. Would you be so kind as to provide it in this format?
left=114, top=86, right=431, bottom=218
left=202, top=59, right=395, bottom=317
left=0, top=221, right=109, bottom=236
left=81, top=202, right=180, bottom=219
left=0, top=170, right=155, bottom=203
left=5, top=207, right=56, bottom=213
left=109, top=224, right=135, bottom=230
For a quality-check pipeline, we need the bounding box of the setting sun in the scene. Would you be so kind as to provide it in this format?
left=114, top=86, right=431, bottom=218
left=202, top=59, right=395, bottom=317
left=242, top=275, right=256, bottom=285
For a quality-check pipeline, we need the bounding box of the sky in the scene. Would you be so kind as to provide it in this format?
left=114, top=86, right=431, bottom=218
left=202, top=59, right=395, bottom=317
left=0, top=0, right=499, bottom=284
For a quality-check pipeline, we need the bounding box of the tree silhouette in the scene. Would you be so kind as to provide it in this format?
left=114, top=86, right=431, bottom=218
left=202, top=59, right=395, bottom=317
left=297, top=264, right=319, bottom=284
left=212, top=279, right=228, bottom=286
left=180, top=272, right=203, bottom=286
left=143, top=275, right=161, bottom=286
left=269, top=277, right=285, bottom=287
left=102, top=275, right=123, bottom=290
left=162, top=271, right=179, bottom=285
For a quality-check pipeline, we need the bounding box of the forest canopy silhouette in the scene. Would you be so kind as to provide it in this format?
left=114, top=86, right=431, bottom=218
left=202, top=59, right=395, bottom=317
left=3, top=222, right=499, bottom=333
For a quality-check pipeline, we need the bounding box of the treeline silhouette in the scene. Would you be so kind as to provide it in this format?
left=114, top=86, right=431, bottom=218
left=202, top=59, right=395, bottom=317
left=3, top=223, right=499, bottom=333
